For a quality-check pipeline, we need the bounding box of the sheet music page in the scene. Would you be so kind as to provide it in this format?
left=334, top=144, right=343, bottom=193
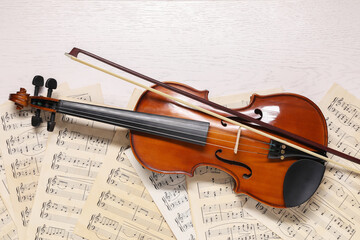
left=0, top=84, right=107, bottom=240
left=187, top=166, right=280, bottom=240
left=0, top=101, right=18, bottom=221
left=244, top=83, right=360, bottom=240
left=25, top=85, right=117, bottom=240
left=124, top=89, right=281, bottom=240
left=126, top=149, right=195, bottom=240
left=0, top=148, right=15, bottom=222
left=74, top=89, right=175, bottom=239
left=0, top=83, right=70, bottom=236
left=0, top=196, right=18, bottom=240
left=74, top=129, right=175, bottom=240
left=185, top=89, right=281, bottom=240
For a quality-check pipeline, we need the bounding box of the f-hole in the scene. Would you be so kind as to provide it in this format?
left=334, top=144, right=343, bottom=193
left=254, top=109, right=263, bottom=120
left=220, top=110, right=263, bottom=127
left=215, top=149, right=252, bottom=179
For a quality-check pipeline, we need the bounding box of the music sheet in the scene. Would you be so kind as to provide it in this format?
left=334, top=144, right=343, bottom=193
left=74, top=129, right=175, bottom=240
left=244, top=83, right=360, bottom=240
left=0, top=83, right=70, bottom=237
left=0, top=102, right=17, bottom=221
left=187, top=166, right=280, bottom=240
left=185, top=89, right=282, bottom=240
left=0, top=148, right=15, bottom=222
left=74, top=89, right=175, bottom=240
left=25, top=87, right=117, bottom=239
left=25, top=123, right=115, bottom=240
left=126, top=149, right=196, bottom=240
left=0, top=84, right=108, bottom=240
left=0, top=196, right=18, bottom=240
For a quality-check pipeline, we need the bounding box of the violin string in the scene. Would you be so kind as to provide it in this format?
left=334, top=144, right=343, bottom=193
left=207, top=136, right=271, bottom=150
left=125, top=122, right=270, bottom=155
left=202, top=142, right=269, bottom=156
left=205, top=129, right=272, bottom=146
left=59, top=108, right=274, bottom=155
left=59, top=104, right=272, bottom=147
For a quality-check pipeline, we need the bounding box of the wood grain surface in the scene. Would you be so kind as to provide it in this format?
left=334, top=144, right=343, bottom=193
left=0, top=1, right=359, bottom=107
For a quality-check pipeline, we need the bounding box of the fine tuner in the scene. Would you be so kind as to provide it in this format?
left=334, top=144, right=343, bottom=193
left=8, top=47, right=360, bottom=208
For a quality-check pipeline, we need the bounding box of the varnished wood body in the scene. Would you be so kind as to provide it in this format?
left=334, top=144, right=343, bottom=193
left=130, top=82, right=328, bottom=208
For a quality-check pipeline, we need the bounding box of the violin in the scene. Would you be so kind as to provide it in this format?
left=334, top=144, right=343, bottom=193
left=8, top=48, right=360, bottom=208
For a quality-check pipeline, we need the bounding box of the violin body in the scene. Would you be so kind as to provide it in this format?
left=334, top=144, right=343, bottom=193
left=130, top=82, right=328, bottom=208
left=9, top=79, right=329, bottom=208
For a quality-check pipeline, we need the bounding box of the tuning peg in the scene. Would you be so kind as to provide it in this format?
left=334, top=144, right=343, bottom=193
left=32, top=75, right=44, bottom=96
left=31, top=115, right=42, bottom=127
left=31, top=75, right=45, bottom=127
left=47, top=112, right=56, bottom=132
left=45, top=78, right=57, bottom=97
left=44, top=78, right=57, bottom=131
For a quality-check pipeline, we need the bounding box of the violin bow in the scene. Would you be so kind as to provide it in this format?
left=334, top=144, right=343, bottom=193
left=65, top=48, right=360, bottom=174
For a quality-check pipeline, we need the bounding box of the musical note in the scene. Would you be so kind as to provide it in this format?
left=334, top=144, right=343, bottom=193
left=50, top=152, right=102, bottom=178
left=0, top=109, right=34, bottom=131
left=97, top=190, right=170, bottom=232
left=34, top=224, right=84, bottom=240
left=16, top=181, right=37, bottom=203
left=45, top=175, right=93, bottom=201
left=11, top=156, right=43, bottom=179
left=6, top=128, right=48, bottom=156
left=86, top=213, right=167, bottom=240
left=39, top=200, right=82, bottom=225
left=327, top=96, right=360, bottom=131
left=56, top=128, right=111, bottom=155
left=0, top=206, right=12, bottom=229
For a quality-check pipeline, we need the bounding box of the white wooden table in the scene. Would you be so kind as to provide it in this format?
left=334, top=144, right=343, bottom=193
left=0, top=0, right=359, bottom=107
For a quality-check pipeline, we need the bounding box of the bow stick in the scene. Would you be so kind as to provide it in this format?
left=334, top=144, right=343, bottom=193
left=65, top=48, right=360, bottom=174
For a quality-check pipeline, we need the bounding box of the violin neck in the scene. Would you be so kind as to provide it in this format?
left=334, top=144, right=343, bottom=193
left=57, top=100, right=209, bottom=146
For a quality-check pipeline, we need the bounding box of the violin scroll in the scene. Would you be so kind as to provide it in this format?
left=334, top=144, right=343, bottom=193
left=8, top=76, right=58, bottom=131
left=9, top=88, right=30, bottom=110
